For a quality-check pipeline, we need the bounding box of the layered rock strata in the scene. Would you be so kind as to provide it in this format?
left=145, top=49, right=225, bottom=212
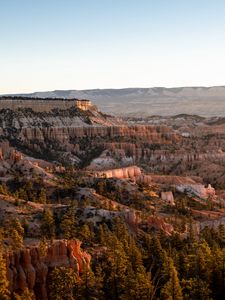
left=6, top=239, right=90, bottom=299
left=94, top=166, right=142, bottom=179
left=0, top=97, right=93, bottom=112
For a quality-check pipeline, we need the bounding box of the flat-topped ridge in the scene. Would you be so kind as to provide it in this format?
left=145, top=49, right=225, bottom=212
left=0, top=96, right=93, bottom=112
left=0, top=96, right=77, bottom=101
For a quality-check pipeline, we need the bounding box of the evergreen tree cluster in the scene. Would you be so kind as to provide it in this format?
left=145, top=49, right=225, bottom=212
left=44, top=217, right=225, bottom=300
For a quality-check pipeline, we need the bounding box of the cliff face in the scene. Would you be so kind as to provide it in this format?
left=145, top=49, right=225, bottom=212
left=0, top=97, right=94, bottom=112
left=94, top=166, right=142, bottom=179
left=18, top=125, right=174, bottom=141
left=74, top=99, right=93, bottom=111
left=7, top=240, right=90, bottom=300
left=0, top=105, right=123, bottom=129
left=1, top=103, right=225, bottom=183
left=0, top=99, right=76, bottom=112
left=0, top=105, right=180, bottom=168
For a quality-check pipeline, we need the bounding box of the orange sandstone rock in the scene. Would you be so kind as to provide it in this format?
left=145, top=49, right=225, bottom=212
left=7, top=240, right=90, bottom=299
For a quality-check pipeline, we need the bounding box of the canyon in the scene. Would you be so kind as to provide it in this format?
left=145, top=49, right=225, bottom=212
left=0, top=97, right=225, bottom=299
left=1, top=98, right=225, bottom=185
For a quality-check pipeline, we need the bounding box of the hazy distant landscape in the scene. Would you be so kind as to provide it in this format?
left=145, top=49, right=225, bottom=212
left=11, top=86, right=225, bottom=117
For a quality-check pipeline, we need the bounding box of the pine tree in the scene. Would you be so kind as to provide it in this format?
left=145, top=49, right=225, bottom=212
left=60, top=209, right=77, bottom=240
left=127, top=237, right=143, bottom=272
left=49, top=267, right=77, bottom=300
left=20, top=288, right=34, bottom=300
left=98, top=223, right=110, bottom=245
left=123, top=264, right=154, bottom=300
left=92, top=265, right=104, bottom=299
left=10, top=229, right=23, bottom=250
left=6, top=218, right=24, bottom=250
left=148, top=236, right=167, bottom=276
left=181, top=278, right=212, bottom=300
left=103, top=235, right=128, bottom=299
left=38, top=188, right=47, bottom=204
left=161, top=258, right=183, bottom=300
left=187, top=217, right=196, bottom=242
left=75, top=266, right=97, bottom=300
left=0, top=247, right=10, bottom=300
left=79, top=224, right=93, bottom=244
left=189, top=240, right=212, bottom=282
left=10, top=218, right=24, bottom=237
left=113, top=217, right=130, bottom=243
left=24, top=182, right=36, bottom=202
left=41, top=209, right=55, bottom=240
left=38, top=238, right=48, bottom=257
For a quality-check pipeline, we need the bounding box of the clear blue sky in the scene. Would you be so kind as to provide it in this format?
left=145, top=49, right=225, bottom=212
left=1, top=0, right=225, bottom=93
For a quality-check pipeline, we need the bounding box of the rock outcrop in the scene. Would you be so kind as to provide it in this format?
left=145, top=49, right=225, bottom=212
left=161, top=191, right=175, bottom=205
left=94, top=166, right=142, bottom=179
left=0, top=141, right=54, bottom=180
left=93, top=167, right=216, bottom=201
left=176, top=184, right=216, bottom=199
left=0, top=97, right=94, bottom=112
left=74, top=99, right=93, bottom=111
left=144, top=216, right=174, bottom=235
left=6, top=239, right=90, bottom=300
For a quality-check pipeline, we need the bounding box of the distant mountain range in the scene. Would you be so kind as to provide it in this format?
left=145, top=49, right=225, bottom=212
left=4, top=86, right=225, bottom=117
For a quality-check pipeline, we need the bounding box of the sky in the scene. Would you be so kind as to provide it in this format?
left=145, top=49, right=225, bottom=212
left=1, top=0, right=225, bottom=94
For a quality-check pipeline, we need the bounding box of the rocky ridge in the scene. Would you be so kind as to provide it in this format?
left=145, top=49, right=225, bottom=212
left=1, top=101, right=225, bottom=184
left=0, top=104, right=180, bottom=168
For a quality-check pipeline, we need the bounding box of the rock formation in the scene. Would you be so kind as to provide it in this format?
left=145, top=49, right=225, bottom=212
left=74, top=99, right=93, bottom=111
left=0, top=141, right=54, bottom=180
left=0, top=97, right=94, bottom=112
left=176, top=184, right=216, bottom=200
left=6, top=239, right=90, bottom=299
left=145, top=216, right=174, bottom=235
left=1, top=99, right=225, bottom=184
left=161, top=191, right=175, bottom=205
left=94, top=166, right=142, bottom=179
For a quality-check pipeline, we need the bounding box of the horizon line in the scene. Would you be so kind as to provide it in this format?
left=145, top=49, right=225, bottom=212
left=2, top=84, right=225, bottom=95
